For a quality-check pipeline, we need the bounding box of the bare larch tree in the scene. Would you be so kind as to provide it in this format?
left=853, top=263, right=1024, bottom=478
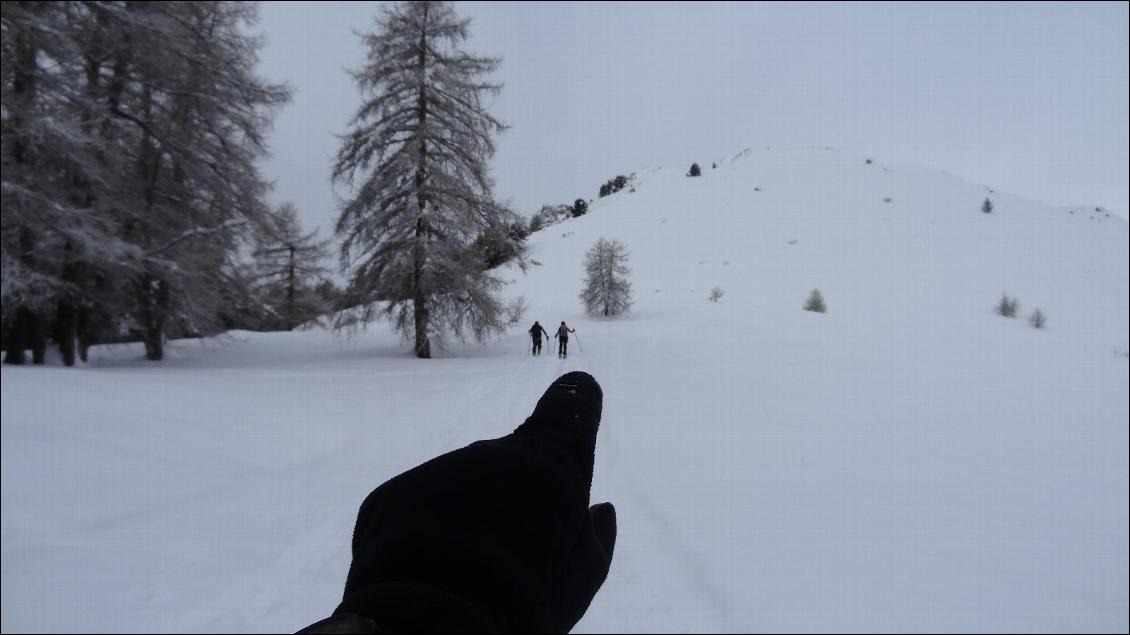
left=333, top=0, right=513, bottom=358
left=580, top=238, right=633, bottom=317
left=253, top=203, right=330, bottom=331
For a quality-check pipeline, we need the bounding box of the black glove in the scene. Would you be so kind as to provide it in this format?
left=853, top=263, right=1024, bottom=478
left=323, top=372, right=616, bottom=633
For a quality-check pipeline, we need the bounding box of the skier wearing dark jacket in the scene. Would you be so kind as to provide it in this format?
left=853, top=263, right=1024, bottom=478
left=528, top=321, right=549, bottom=356
left=298, top=372, right=616, bottom=634
left=555, top=321, right=575, bottom=358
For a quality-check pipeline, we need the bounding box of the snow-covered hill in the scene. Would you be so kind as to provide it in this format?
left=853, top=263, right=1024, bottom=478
left=2, top=147, right=1127, bottom=633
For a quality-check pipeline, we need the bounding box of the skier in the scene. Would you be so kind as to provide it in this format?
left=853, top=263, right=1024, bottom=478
left=298, top=372, right=616, bottom=634
left=555, top=321, right=575, bottom=358
left=528, top=320, right=549, bottom=356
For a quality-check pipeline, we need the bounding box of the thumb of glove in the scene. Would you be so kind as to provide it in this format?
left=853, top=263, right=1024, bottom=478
left=541, top=502, right=617, bottom=633
left=589, top=502, right=617, bottom=563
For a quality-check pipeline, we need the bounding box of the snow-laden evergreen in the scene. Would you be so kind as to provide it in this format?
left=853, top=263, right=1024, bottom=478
left=252, top=203, right=331, bottom=331
left=2, top=1, right=292, bottom=363
left=333, top=0, right=518, bottom=358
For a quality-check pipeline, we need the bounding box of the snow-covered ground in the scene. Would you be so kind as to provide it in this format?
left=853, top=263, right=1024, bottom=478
left=3, top=147, right=1127, bottom=633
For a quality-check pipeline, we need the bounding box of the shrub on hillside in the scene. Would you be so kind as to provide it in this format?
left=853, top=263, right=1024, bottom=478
left=528, top=204, right=571, bottom=232
left=995, top=293, right=1019, bottom=318
left=803, top=288, right=827, bottom=313
left=598, top=174, right=631, bottom=198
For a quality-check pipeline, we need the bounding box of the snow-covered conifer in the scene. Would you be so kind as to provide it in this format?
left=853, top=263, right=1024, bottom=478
left=333, top=1, right=512, bottom=358
left=2, top=2, right=291, bottom=362
left=580, top=238, right=633, bottom=317
left=253, top=203, right=331, bottom=331
left=803, top=288, right=827, bottom=313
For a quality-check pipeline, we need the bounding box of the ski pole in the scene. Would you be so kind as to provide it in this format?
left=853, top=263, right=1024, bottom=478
left=574, top=332, right=583, bottom=353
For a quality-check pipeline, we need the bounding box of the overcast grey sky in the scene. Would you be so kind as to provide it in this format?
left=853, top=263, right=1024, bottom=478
left=254, top=1, right=1129, bottom=236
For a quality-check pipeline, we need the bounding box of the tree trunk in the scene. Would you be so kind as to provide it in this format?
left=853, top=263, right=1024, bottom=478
left=603, top=247, right=611, bottom=316
left=3, top=308, right=31, bottom=365
left=143, top=323, right=163, bottom=361
left=77, top=306, right=92, bottom=363
left=413, top=219, right=431, bottom=359
left=56, top=301, right=77, bottom=367
left=411, top=12, right=431, bottom=359
left=30, top=311, right=47, bottom=364
left=56, top=242, right=81, bottom=366
left=3, top=344, right=25, bottom=365
left=140, top=276, right=168, bottom=361
left=413, top=296, right=431, bottom=358
left=287, top=246, right=296, bottom=331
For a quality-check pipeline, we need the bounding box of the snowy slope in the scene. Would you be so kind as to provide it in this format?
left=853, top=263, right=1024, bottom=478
left=3, top=147, right=1127, bottom=633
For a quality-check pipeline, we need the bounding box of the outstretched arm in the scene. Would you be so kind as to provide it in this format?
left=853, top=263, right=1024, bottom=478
left=301, top=373, right=616, bottom=634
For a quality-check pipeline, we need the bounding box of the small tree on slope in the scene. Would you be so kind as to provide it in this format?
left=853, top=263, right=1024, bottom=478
left=580, top=238, right=633, bottom=317
left=803, top=288, right=827, bottom=313
left=996, top=293, right=1019, bottom=318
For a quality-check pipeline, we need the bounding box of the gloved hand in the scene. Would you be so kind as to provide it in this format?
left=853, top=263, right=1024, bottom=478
left=322, top=371, right=616, bottom=634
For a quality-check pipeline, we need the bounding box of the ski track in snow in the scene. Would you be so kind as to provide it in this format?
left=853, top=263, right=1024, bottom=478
left=576, top=333, right=741, bottom=633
